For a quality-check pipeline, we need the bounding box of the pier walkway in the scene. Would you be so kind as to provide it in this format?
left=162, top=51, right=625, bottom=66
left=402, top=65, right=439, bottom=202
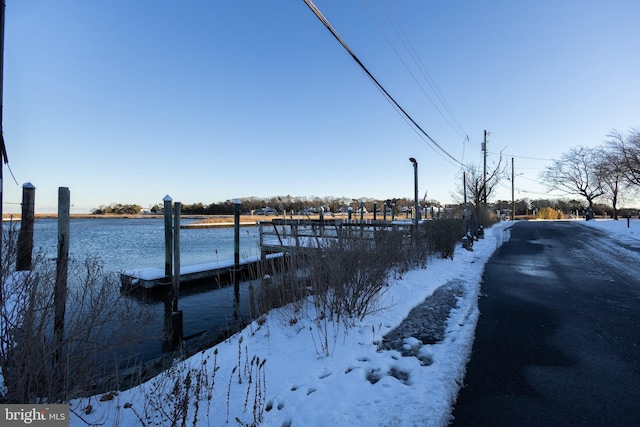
left=120, top=256, right=268, bottom=289
left=121, top=219, right=415, bottom=289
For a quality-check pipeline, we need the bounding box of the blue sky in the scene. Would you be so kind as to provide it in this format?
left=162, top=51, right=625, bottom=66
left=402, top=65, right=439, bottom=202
left=3, top=0, right=639, bottom=213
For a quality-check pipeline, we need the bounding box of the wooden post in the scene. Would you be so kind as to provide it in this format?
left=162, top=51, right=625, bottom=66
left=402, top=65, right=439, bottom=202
left=233, top=199, right=241, bottom=320
left=54, top=187, right=70, bottom=363
left=163, top=195, right=172, bottom=278
left=259, top=222, right=264, bottom=261
left=172, top=202, right=181, bottom=312
left=293, top=223, right=300, bottom=251
left=373, top=202, right=377, bottom=221
left=171, top=201, right=182, bottom=347
left=16, top=182, right=35, bottom=271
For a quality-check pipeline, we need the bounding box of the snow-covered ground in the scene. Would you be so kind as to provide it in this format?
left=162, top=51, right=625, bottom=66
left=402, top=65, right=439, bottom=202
left=67, top=219, right=640, bottom=426
left=6, top=219, right=638, bottom=426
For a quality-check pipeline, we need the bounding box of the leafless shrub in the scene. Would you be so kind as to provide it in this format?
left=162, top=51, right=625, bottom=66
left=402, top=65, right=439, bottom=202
left=307, top=237, right=391, bottom=322
left=249, top=221, right=463, bottom=328
left=0, top=227, right=155, bottom=403
left=127, top=350, right=218, bottom=427
left=422, top=219, right=463, bottom=260
left=122, top=342, right=266, bottom=427
left=249, top=254, right=310, bottom=321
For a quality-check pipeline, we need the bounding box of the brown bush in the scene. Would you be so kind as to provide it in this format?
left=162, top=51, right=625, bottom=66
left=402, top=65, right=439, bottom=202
left=1, top=225, right=154, bottom=403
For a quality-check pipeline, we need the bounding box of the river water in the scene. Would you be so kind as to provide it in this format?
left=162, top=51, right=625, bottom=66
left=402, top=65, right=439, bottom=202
left=26, top=217, right=262, bottom=272
left=5, top=217, right=265, bottom=369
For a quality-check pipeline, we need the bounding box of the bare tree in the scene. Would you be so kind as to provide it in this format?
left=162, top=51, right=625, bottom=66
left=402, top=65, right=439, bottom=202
left=608, top=128, right=640, bottom=188
left=594, top=146, right=629, bottom=219
left=540, top=146, right=603, bottom=219
left=454, top=155, right=506, bottom=227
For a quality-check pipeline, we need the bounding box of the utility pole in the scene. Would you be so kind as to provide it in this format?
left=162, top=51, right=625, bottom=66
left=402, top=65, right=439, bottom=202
left=0, top=0, right=7, bottom=264
left=511, top=157, right=515, bottom=221
left=482, top=130, right=487, bottom=205
left=409, top=157, right=419, bottom=229
left=463, top=170, right=467, bottom=232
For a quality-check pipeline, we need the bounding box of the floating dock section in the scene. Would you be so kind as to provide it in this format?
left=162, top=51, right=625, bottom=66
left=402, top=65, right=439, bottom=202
left=120, top=256, right=268, bottom=289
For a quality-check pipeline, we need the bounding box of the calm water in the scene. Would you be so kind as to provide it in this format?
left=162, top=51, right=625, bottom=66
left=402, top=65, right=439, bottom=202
left=28, top=217, right=262, bottom=273
left=6, top=217, right=264, bottom=366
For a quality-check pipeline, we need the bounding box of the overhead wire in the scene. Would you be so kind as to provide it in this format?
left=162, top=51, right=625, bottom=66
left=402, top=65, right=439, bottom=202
left=304, top=0, right=544, bottom=178
left=360, top=0, right=467, bottom=139
left=303, top=0, right=466, bottom=169
left=375, top=0, right=468, bottom=138
left=488, top=151, right=554, bottom=161
left=390, top=99, right=465, bottom=169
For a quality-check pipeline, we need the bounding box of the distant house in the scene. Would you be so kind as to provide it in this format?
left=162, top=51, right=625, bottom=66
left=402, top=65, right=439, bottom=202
left=256, top=207, right=278, bottom=215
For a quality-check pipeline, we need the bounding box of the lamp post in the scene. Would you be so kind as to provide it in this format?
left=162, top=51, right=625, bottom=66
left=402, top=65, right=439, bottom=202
left=409, top=157, right=419, bottom=229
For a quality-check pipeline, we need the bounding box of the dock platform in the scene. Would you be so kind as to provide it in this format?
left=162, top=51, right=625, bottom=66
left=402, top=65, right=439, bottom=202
left=120, top=255, right=280, bottom=289
left=122, top=218, right=414, bottom=289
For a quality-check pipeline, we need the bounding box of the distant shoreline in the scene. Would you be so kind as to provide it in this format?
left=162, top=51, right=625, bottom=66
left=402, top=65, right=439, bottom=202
left=2, top=212, right=370, bottom=225
left=1, top=213, right=253, bottom=222
left=1, top=213, right=338, bottom=224
left=2, top=213, right=177, bottom=221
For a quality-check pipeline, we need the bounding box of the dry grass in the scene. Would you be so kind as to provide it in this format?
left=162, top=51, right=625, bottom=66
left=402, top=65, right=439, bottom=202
left=1, top=224, right=155, bottom=403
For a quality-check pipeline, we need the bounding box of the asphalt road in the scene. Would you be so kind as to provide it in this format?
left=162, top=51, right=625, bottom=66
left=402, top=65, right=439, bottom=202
left=450, top=221, right=640, bottom=427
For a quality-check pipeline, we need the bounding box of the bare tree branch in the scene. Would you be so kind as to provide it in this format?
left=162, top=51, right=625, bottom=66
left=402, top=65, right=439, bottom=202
left=540, top=146, right=604, bottom=217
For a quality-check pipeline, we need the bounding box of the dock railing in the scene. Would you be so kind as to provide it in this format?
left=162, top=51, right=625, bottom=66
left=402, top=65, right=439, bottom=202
left=258, top=218, right=415, bottom=259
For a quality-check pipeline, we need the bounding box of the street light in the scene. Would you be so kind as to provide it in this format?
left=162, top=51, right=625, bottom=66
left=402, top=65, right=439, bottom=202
left=409, top=157, right=419, bottom=229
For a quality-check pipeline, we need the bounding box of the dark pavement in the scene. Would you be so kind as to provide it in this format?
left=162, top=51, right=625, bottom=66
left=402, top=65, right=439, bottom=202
left=450, top=221, right=640, bottom=427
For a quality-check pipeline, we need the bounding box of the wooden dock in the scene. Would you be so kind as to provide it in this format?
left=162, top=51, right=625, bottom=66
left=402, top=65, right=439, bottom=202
left=121, top=218, right=414, bottom=289
left=120, top=255, right=281, bottom=289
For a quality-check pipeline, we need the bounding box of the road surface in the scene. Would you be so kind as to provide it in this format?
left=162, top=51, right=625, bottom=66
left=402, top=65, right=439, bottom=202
left=450, top=221, right=640, bottom=426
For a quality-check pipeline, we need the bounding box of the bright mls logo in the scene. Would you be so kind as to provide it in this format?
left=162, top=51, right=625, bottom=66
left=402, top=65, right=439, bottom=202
left=1, top=404, right=68, bottom=426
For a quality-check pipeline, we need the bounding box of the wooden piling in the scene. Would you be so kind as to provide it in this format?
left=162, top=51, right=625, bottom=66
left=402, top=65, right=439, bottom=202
left=163, top=195, right=173, bottom=278
left=172, top=202, right=181, bottom=312
left=233, top=199, right=241, bottom=320
left=171, top=201, right=183, bottom=346
left=259, top=222, right=264, bottom=261
left=16, top=182, right=35, bottom=271
left=54, top=187, right=70, bottom=364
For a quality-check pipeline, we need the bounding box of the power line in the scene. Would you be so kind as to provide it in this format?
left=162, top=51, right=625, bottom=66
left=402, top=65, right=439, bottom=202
left=379, top=0, right=468, bottom=137
left=303, top=0, right=466, bottom=168
left=361, top=0, right=468, bottom=139
left=488, top=151, right=554, bottom=161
